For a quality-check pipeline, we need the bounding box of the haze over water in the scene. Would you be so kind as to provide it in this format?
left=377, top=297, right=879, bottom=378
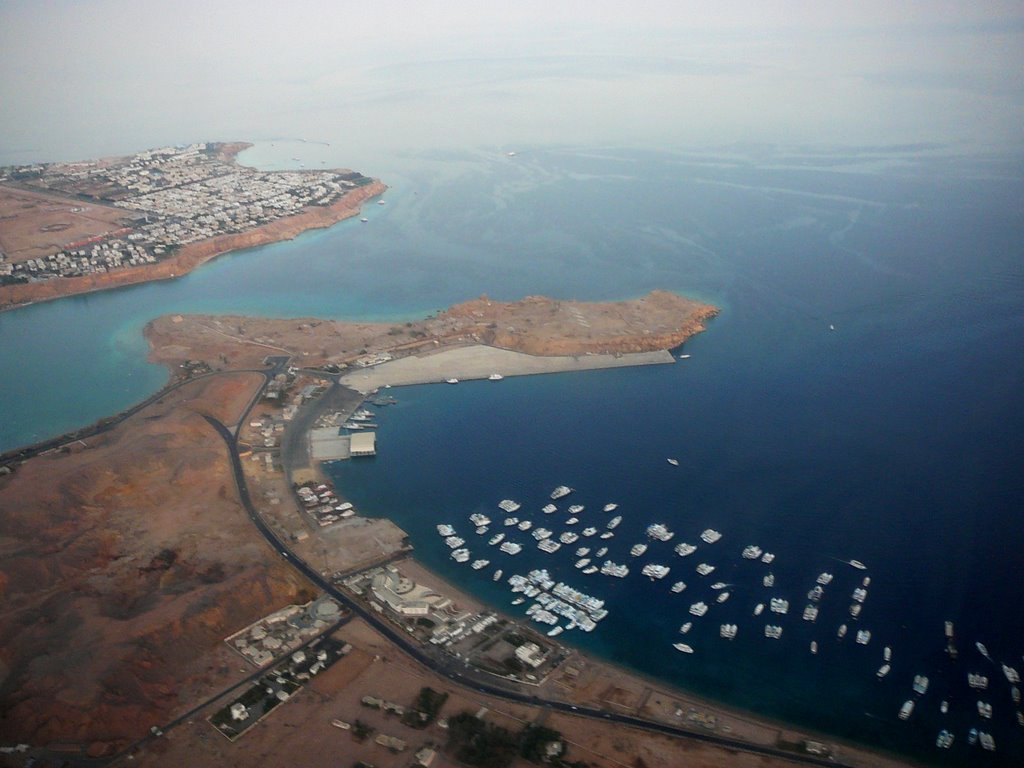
left=2, top=3, right=1023, bottom=765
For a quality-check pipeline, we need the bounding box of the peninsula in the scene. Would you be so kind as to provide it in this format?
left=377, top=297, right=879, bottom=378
left=0, top=291, right=914, bottom=768
left=0, top=142, right=384, bottom=309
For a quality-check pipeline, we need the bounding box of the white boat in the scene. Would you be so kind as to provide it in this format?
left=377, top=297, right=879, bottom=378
left=852, top=587, right=868, bottom=603
left=678, top=353, right=691, bottom=359
left=940, top=700, right=948, bottom=714
left=883, top=646, right=892, bottom=662
left=979, top=731, right=995, bottom=752
left=575, top=547, right=590, bottom=556
left=488, top=373, right=504, bottom=381
left=642, top=564, right=670, bottom=580
left=667, top=458, right=680, bottom=466
left=679, top=622, right=692, bottom=634
left=720, top=624, right=738, bottom=639
left=968, top=673, right=988, bottom=690
left=499, top=541, right=522, bottom=555
left=671, top=581, right=687, bottom=593
left=532, top=527, right=552, bottom=540
left=810, top=641, right=818, bottom=654
left=537, top=539, right=561, bottom=554
left=716, top=592, right=730, bottom=604
left=511, top=597, right=526, bottom=605
left=517, top=519, right=533, bottom=531
left=469, top=513, right=491, bottom=527
left=760, top=552, right=775, bottom=564
left=603, top=503, right=618, bottom=512
left=582, top=566, right=598, bottom=574
left=547, top=626, right=564, bottom=637
left=849, top=603, right=862, bottom=618
left=503, top=517, right=519, bottom=527
left=700, top=529, right=722, bottom=544
left=493, top=569, right=503, bottom=581
left=899, top=700, right=914, bottom=720
left=856, top=630, right=871, bottom=645
left=689, top=602, right=708, bottom=617
left=444, top=536, right=465, bottom=549
left=550, top=486, right=572, bottom=500
left=542, top=503, right=557, bottom=514
left=568, top=504, right=585, bottom=514
left=847, top=559, right=867, bottom=570
left=877, top=664, right=891, bottom=679
left=445, top=378, right=459, bottom=384
left=977, top=700, right=993, bottom=719
left=646, top=523, right=674, bottom=541
left=498, top=499, right=521, bottom=512
left=451, top=548, right=470, bottom=563
left=488, top=533, right=505, bottom=545
left=769, top=598, right=789, bottom=614
left=475, top=526, right=488, bottom=535
left=976, top=641, right=991, bottom=660
left=913, top=675, right=929, bottom=695
left=575, top=558, right=591, bottom=569
left=606, top=516, right=622, bottom=529
left=1002, top=664, right=1021, bottom=684
left=816, top=572, right=833, bottom=585
left=695, top=563, right=715, bottom=576
left=754, top=603, right=765, bottom=616
left=582, top=527, right=597, bottom=537
left=559, top=531, right=579, bottom=544
left=673, top=642, right=694, bottom=653
left=595, top=547, right=608, bottom=557
left=600, top=561, right=629, bottom=578
left=565, top=517, right=579, bottom=526
left=674, top=542, right=697, bottom=557
left=807, top=585, right=823, bottom=601
left=710, top=582, right=727, bottom=590
left=763, top=573, right=775, bottom=587
left=802, top=604, right=819, bottom=622
left=630, top=543, right=648, bottom=557
left=742, top=545, right=762, bottom=560
left=599, top=531, right=614, bottom=540
left=764, top=625, right=783, bottom=639
left=437, top=524, right=455, bottom=536
left=471, top=559, right=490, bottom=570
left=837, top=624, right=848, bottom=639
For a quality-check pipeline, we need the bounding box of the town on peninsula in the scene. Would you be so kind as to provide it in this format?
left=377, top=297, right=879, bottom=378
left=0, top=144, right=916, bottom=768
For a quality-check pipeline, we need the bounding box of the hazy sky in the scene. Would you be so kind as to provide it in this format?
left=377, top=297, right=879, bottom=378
left=1, top=1, right=1022, bottom=162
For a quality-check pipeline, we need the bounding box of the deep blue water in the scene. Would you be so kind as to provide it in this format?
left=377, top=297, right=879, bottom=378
left=1, top=143, right=1023, bottom=764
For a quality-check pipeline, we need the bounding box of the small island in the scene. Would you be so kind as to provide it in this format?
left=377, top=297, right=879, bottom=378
left=0, top=142, right=385, bottom=309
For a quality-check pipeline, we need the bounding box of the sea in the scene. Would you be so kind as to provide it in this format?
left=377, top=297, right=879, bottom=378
left=1, top=140, right=1022, bottom=766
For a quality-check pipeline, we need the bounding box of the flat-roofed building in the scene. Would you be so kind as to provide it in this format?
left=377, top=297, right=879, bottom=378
left=350, top=431, right=377, bottom=456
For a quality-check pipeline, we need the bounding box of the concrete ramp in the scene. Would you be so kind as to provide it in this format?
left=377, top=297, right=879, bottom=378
left=340, top=344, right=674, bottom=394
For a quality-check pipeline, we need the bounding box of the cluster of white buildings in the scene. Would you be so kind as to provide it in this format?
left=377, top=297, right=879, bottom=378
left=1, top=142, right=372, bottom=284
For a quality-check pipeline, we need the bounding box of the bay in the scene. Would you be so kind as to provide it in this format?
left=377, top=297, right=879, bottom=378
left=1, top=141, right=1022, bottom=764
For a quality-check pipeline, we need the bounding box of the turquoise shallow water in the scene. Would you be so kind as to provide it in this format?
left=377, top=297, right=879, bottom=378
left=1, top=143, right=1022, bottom=764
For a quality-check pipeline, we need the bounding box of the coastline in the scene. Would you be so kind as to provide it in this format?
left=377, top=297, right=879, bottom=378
left=380, top=556, right=921, bottom=768
left=0, top=156, right=386, bottom=313
left=300, top=361, right=920, bottom=767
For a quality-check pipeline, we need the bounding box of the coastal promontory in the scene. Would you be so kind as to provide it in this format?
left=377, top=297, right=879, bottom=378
left=0, top=142, right=385, bottom=309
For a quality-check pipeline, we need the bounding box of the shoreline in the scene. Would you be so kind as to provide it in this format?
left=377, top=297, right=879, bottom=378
left=0, top=150, right=386, bottom=313
left=303, top=366, right=921, bottom=768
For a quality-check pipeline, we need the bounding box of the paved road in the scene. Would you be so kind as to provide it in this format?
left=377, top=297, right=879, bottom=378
left=202, top=406, right=855, bottom=768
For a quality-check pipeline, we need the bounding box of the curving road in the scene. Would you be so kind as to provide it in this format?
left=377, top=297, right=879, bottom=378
left=202, top=400, right=856, bottom=768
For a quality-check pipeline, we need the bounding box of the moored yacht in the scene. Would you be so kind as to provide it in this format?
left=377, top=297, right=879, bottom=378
left=671, top=581, right=687, bottom=593
left=673, top=642, right=694, bottom=653
left=675, top=542, right=697, bottom=557
left=700, top=528, right=722, bottom=544
left=550, top=485, right=572, bottom=500
left=630, top=543, right=648, bottom=557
